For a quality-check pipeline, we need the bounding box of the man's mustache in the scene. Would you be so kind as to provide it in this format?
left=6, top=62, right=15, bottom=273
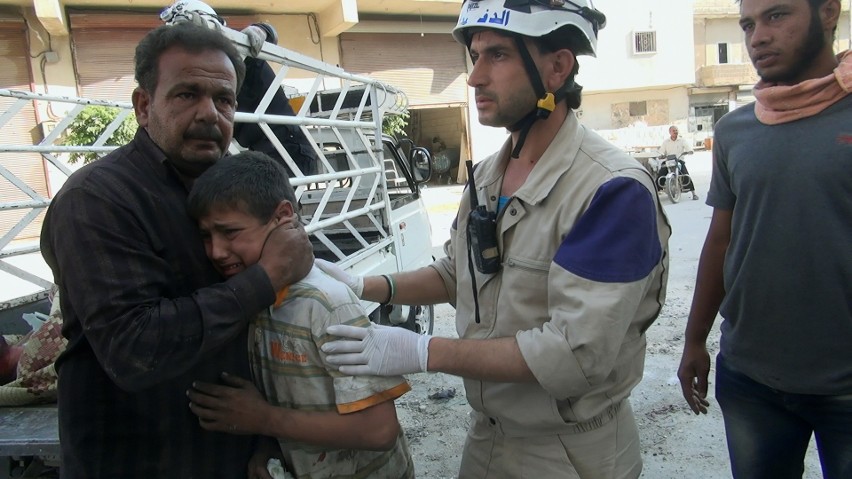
left=184, top=125, right=223, bottom=142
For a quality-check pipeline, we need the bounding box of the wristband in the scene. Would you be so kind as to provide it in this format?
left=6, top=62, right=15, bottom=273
left=380, top=274, right=396, bottom=304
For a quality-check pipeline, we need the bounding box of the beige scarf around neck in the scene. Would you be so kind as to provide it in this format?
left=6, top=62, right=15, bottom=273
left=753, top=50, right=852, bottom=125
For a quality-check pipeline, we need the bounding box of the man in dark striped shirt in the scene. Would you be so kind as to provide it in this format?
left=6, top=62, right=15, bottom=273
left=40, top=23, right=313, bottom=478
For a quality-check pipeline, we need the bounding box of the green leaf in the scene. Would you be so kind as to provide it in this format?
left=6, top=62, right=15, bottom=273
left=63, top=106, right=138, bottom=164
left=382, top=110, right=409, bottom=139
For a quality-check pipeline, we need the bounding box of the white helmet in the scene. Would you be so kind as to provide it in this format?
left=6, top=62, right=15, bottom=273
left=452, top=0, right=605, bottom=57
left=160, top=0, right=225, bottom=29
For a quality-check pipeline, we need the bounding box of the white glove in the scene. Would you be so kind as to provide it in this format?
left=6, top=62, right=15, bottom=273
left=322, top=324, right=431, bottom=376
left=315, top=259, right=364, bottom=298
left=241, top=25, right=267, bottom=57
left=266, top=459, right=294, bottom=479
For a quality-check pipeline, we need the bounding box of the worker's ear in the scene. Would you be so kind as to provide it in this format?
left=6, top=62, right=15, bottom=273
left=273, top=200, right=295, bottom=224
left=549, top=48, right=575, bottom=90
left=819, top=0, right=841, bottom=36
left=132, top=87, right=150, bottom=128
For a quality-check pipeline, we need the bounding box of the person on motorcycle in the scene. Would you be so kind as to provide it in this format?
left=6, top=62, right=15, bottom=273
left=658, top=125, right=698, bottom=200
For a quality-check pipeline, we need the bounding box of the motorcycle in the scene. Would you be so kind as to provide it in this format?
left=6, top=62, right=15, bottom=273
left=654, top=151, right=694, bottom=203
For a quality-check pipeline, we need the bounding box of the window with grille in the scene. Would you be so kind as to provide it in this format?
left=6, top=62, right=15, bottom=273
left=633, top=31, right=657, bottom=54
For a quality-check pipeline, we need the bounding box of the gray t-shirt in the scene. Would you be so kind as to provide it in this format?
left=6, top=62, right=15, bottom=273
left=707, top=95, right=852, bottom=395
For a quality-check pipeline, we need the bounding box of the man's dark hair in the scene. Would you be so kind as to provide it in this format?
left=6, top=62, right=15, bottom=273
left=735, top=0, right=837, bottom=37
left=135, top=23, right=246, bottom=94
left=187, top=151, right=298, bottom=222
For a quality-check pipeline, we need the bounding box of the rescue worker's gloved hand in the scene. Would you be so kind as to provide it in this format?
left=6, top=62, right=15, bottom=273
left=241, top=25, right=267, bottom=57
left=186, top=10, right=221, bottom=30
left=322, top=324, right=432, bottom=376
left=315, top=259, right=364, bottom=298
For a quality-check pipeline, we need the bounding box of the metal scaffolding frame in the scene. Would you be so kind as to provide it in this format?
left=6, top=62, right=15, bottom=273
left=0, top=24, right=418, bottom=310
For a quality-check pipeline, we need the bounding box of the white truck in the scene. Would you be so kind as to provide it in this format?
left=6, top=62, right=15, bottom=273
left=0, top=25, right=437, bottom=474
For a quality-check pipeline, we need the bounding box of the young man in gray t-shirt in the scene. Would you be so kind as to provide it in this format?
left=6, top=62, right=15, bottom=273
left=677, top=0, right=852, bottom=478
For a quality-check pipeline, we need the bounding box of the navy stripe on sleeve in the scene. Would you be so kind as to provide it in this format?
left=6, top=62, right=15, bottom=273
left=554, top=177, right=661, bottom=283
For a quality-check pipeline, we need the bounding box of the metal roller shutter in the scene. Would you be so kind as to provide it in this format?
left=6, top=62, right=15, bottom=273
left=0, top=21, right=44, bottom=240
left=69, top=13, right=160, bottom=101
left=340, top=33, right=468, bottom=108
left=69, top=13, right=259, bottom=101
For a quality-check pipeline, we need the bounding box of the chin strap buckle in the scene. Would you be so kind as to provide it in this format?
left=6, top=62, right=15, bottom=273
left=536, top=92, right=556, bottom=119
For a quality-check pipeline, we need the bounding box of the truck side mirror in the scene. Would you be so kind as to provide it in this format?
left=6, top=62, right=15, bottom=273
left=409, top=147, right=432, bottom=184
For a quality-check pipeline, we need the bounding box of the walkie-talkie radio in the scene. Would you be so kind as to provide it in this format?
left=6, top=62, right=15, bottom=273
left=465, top=160, right=501, bottom=275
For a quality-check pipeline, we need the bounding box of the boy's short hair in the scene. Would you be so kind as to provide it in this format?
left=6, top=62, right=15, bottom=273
left=187, top=151, right=298, bottom=222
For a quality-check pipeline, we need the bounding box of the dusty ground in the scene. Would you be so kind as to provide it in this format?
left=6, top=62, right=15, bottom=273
left=400, top=151, right=823, bottom=478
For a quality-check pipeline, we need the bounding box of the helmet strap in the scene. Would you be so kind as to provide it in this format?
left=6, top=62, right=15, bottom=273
left=509, top=35, right=563, bottom=159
